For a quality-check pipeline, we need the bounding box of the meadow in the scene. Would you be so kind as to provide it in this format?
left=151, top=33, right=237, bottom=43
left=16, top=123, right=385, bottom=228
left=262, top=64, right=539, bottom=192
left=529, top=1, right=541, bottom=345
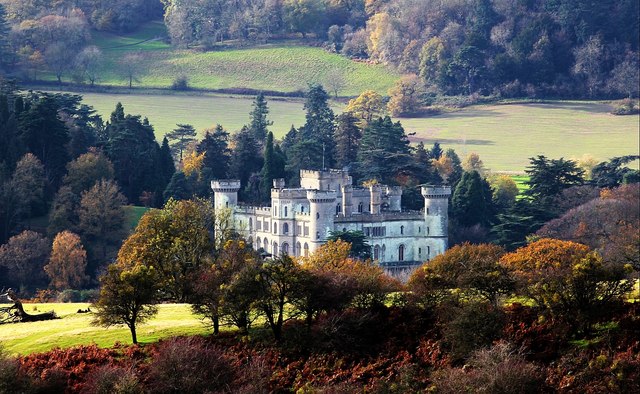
left=62, top=91, right=639, bottom=173
left=44, top=21, right=399, bottom=96
left=0, top=303, right=209, bottom=355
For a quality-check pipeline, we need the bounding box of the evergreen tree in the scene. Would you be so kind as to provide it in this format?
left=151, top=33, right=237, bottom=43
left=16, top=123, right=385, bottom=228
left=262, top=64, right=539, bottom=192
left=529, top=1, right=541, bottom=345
left=249, top=93, right=272, bottom=143
left=163, top=171, right=192, bottom=202
left=293, top=84, right=335, bottom=171
left=444, top=148, right=463, bottom=189
left=159, top=137, right=176, bottom=184
left=335, top=112, right=361, bottom=169
left=281, top=125, right=298, bottom=153
left=524, top=155, right=585, bottom=205
left=452, top=170, right=493, bottom=227
left=229, top=126, right=262, bottom=193
left=430, top=142, right=443, bottom=160
left=356, top=116, right=411, bottom=183
left=0, top=4, right=11, bottom=71
left=197, top=124, right=230, bottom=179
left=166, top=124, right=197, bottom=162
left=260, top=132, right=276, bottom=201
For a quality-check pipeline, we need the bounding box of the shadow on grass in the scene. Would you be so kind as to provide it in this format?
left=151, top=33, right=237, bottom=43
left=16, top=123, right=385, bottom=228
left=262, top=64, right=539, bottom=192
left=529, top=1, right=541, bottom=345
left=524, top=102, right=612, bottom=114
left=410, top=136, right=495, bottom=146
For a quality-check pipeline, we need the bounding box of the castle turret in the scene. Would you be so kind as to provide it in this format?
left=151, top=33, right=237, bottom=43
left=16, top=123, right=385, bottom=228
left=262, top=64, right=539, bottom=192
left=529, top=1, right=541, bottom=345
left=341, top=184, right=353, bottom=216
left=307, top=190, right=337, bottom=248
left=211, top=180, right=241, bottom=211
left=369, top=185, right=382, bottom=215
left=386, top=186, right=403, bottom=211
left=421, top=186, right=451, bottom=237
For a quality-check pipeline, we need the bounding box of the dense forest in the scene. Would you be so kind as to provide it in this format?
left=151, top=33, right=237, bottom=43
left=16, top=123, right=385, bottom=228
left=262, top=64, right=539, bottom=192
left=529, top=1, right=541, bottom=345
left=0, top=0, right=638, bottom=98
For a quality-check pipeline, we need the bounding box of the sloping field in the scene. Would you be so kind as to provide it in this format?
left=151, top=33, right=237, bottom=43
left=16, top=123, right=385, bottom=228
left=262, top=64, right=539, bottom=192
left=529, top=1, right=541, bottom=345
left=45, top=21, right=399, bottom=96
left=0, top=303, right=208, bottom=355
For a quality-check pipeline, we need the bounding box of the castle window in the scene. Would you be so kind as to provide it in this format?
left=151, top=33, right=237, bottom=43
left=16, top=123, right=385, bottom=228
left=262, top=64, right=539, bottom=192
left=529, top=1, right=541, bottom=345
left=316, top=212, right=320, bottom=219
left=418, top=226, right=421, bottom=233
left=400, top=225, right=404, bottom=235
left=283, top=223, right=289, bottom=234
left=418, top=247, right=422, bottom=257
left=343, top=228, right=346, bottom=232
left=426, top=208, right=430, bottom=215
left=265, top=221, right=269, bottom=232
left=273, top=242, right=278, bottom=256
left=304, top=243, right=309, bottom=257
left=301, top=206, right=305, bottom=213
left=364, top=227, right=370, bottom=236
left=427, top=246, right=430, bottom=256
left=304, top=226, right=309, bottom=236
left=273, top=222, right=277, bottom=234
left=263, top=238, right=269, bottom=252
left=427, top=227, right=430, bottom=235
left=256, top=237, right=261, bottom=246
left=249, top=218, right=253, bottom=230
left=284, top=206, right=288, bottom=217
left=226, top=202, right=228, bottom=208
left=398, top=245, right=405, bottom=261
left=282, top=243, right=289, bottom=255
left=316, top=231, right=320, bottom=240
left=358, top=202, right=363, bottom=213
left=336, top=204, right=341, bottom=215
left=373, top=245, right=380, bottom=260
left=296, top=242, right=301, bottom=257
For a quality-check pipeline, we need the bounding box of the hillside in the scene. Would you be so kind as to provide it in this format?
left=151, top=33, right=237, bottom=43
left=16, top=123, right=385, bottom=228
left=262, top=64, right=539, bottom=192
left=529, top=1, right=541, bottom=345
left=40, top=21, right=400, bottom=96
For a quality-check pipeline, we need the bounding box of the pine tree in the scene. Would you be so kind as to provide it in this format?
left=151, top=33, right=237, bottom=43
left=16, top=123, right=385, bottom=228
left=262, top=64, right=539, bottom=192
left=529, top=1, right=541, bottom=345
left=159, top=137, right=176, bottom=184
left=444, top=148, right=463, bottom=188
left=166, top=124, right=197, bottom=162
left=249, top=93, right=272, bottom=143
left=163, top=171, right=192, bottom=202
left=430, top=142, right=443, bottom=160
left=452, top=170, right=493, bottom=227
left=229, top=126, right=262, bottom=191
left=356, top=116, right=411, bottom=183
left=197, top=124, right=230, bottom=179
left=260, top=132, right=276, bottom=201
left=295, top=84, right=335, bottom=170
left=335, top=112, right=361, bottom=169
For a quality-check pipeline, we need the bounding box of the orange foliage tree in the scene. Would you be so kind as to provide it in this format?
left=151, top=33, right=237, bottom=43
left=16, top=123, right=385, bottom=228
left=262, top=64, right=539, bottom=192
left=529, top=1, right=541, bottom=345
left=45, top=231, right=89, bottom=290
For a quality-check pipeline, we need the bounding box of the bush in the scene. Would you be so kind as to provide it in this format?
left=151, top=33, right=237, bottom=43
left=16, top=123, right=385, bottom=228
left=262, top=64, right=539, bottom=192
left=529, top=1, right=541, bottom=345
left=611, top=99, right=639, bottom=115
left=56, top=289, right=100, bottom=303
left=146, top=337, right=235, bottom=393
left=171, top=75, right=190, bottom=91
left=83, top=365, right=142, bottom=394
left=0, top=345, right=31, bottom=394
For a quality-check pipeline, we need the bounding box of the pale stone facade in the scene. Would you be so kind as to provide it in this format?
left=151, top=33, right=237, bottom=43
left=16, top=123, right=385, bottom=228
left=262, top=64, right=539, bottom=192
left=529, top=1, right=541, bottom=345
left=211, top=169, right=450, bottom=275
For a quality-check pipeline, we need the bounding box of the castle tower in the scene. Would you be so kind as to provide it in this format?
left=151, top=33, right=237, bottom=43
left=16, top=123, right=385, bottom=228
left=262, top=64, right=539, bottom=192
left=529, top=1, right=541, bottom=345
left=341, top=184, right=353, bottom=216
left=421, top=185, right=451, bottom=237
left=386, top=186, right=403, bottom=211
left=211, top=180, right=241, bottom=211
left=369, top=185, right=382, bottom=215
left=307, top=190, right=337, bottom=250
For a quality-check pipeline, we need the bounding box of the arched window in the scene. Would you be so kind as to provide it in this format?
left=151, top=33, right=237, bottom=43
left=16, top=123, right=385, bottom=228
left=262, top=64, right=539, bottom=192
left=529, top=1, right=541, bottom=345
left=282, top=243, right=289, bottom=255
left=256, top=237, right=261, bottom=247
left=398, top=244, right=405, bottom=261
left=316, top=212, right=320, bottom=219
left=273, top=242, right=278, bottom=256
left=316, top=231, right=320, bottom=240
left=358, top=202, right=363, bottom=213
left=304, top=243, right=309, bottom=257
left=382, top=245, right=386, bottom=261
left=301, top=206, right=305, bottom=213
left=296, top=242, right=301, bottom=257
left=225, top=201, right=228, bottom=208
left=283, top=223, right=289, bottom=234
left=336, top=204, right=341, bottom=215
left=400, top=225, right=404, bottom=235
left=263, top=238, right=269, bottom=252
left=373, top=245, right=380, bottom=260
left=273, top=222, right=277, bottom=234
left=284, top=206, right=288, bottom=217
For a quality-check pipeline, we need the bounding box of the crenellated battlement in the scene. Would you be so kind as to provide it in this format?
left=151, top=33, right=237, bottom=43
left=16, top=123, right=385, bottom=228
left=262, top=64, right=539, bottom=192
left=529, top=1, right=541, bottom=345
left=421, top=185, right=452, bottom=198
left=306, top=190, right=337, bottom=202
left=211, top=180, right=241, bottom=192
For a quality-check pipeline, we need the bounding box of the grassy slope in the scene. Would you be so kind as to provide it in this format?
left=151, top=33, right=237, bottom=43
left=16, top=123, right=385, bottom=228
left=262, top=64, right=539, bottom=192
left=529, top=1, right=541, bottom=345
left=70, top=91, right=639, bottom=172
left=0, top=303, right=209, bottom=355
left=48, top=21, right=399, bottom=96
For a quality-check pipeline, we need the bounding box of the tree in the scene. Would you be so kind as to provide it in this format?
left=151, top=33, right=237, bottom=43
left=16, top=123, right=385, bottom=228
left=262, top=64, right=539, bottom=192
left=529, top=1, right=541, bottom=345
left=229, top=126, right=262, bottom=190
left=159, top=136, right=176, bottom=184
left=452, top=171, right=494, bottom=227
left=295, top=84, right=336, bottom=170
left=249, top=93, right=272, bottom=142
left=524, top=155, right=584, bottom=206
left=327, top=230, right=371, bottom=260
left=45, top=231, right=88, bottom=290
left=119, top=52, right=143, bottom=88
left=590, top=155, right=640, bottom=188
left=408, top=243, right=511, bottom=308
left=47, top=186, right=80, bottom=236
left=260, top=132, right=276, bottom=201
left=488, top=174, right=518, bottom=209
left=345, top=90, right=386, bottom=126
left=117, top=198, right=215, bottom=301
left=500, top=238, right=633, bottom=333
left=334, top=112, right=361, bottom=168
left=44, top=42, right=69, bottom=84
left=283, top=0, right=326, bottom=38
left=77, top=179, right=127, bottom=266
left=197, top=125, right=230, bottom=180
left=572, top=35, right=606, bottom=97
left=92, top=262, right=159, bottom=344
left=74, top=46, right=103, bottom=86
left=356, top=116, right=411, bottom=183
left=608, top=52, right=640, bottom=98
left=0, top=231, right=50, bottom=291
left=325, top=69, right=346, bottom=98
left=10, top=153, right=46, bottom=222
left=163, top=171, right=191, bottom=201
left=462, top=153, right=486, bottom=175
left=62, top=149, right=114, bottom=195
left=166, top=124, right=197, bottom=162
left=419, top=37, right=447, bottom=88
left=0, top=4, right=11, bottom=71
left=387, top=75, right=424, bottom=117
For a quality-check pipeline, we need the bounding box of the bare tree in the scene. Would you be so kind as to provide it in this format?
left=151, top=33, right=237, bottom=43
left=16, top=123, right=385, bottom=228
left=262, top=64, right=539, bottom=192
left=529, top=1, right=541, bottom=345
left=119, top=52, right=143, bottom=89
left=324, top=69, right=346, bottom=98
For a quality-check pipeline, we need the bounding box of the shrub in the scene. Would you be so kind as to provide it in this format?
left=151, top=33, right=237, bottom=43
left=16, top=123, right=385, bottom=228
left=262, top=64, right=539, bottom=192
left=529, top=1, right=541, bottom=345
left=83, top=365, right=143, bottom=394
left=146, top=337, right=235, bottom=393
left=0, top=345, right=31, bottom=394
left=171, top=75, right=189, bottom=91
left=611, top=99, right=639, bottom=115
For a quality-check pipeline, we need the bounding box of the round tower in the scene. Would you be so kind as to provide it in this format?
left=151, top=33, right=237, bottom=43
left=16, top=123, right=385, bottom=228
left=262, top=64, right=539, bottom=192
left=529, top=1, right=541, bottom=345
left=421, top=186, right=451, bottom=237
left=369, top=185, right=382, bottom=214
left=307, top=190, right=337, bottom=247
left=211, top=180, right=241, bottom=211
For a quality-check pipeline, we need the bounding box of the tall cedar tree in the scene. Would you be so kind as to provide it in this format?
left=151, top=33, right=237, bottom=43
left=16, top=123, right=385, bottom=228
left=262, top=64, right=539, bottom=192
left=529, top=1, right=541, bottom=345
left=260, top=132, right=276, bottom=202
left=524, top=155, right=585, bottom=205
left=18, top=96, right=70, bottom=187
left=356, top=116, right=411, bottom=184
left=163, top=171, right=191, bottom=202
left=452, top=170, right=494, bottom=227
left=105, top=103, right=165, bottom=204
left=249, top=93, right=272, bottom=143
left=229, top=126, right=262, bottom=193
left=197, top=125, right=230, bottom=179
left=289, top=84, right=335, bottom=174
left=159, top=137, right=176, bottom=184
left=334, top=112, right=361, bottom=169
left=166, top=123, right=197, bottom=162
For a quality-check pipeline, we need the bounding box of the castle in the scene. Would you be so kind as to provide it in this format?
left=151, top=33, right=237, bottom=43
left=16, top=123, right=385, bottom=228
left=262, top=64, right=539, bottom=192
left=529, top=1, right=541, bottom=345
left=211, top=169, right=451, bottom=276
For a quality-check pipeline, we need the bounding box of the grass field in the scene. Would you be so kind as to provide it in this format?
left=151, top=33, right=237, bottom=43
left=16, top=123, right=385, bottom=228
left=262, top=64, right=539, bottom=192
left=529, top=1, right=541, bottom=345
left=61, top=91, right=639, bottom=172
left=43, top=21, right=399, bottom=96
left=0, top=303, right=209, bottom=355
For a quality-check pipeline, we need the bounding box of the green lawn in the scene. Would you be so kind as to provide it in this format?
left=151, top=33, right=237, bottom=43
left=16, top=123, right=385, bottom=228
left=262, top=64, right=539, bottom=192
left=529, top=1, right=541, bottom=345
left=43, top=21, right=399, bottom=96
left=124, top=206, right=149, bottom=230
left=0, top=303, right=210, bottom=355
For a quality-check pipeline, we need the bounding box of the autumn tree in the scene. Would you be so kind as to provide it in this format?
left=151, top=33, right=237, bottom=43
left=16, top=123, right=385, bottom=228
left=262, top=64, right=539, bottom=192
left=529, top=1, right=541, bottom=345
left=62, top=149, right=115, bottom=195
left=345, top=90, right=386, bottom=126
left=500, top=238, right=633, bottom=333
left=167, top=124, right=197, bottom=163
left=488, top=174, right=518, bottom=210
left=92, top=262, right=159, bottom=344
left=45, top=231, right=88, bottom=290
left=0, top=230, right=49, bottom=291
left=387, top=75, right=424, bottom=117
left=9, top=153, right=46, bottom=224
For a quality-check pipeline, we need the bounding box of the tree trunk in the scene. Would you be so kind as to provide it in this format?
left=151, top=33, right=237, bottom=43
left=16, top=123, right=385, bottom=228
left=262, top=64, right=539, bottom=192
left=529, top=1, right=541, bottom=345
left=129, top=324, right=138, bottom=344
left=213, top=314, right=219, bottom=335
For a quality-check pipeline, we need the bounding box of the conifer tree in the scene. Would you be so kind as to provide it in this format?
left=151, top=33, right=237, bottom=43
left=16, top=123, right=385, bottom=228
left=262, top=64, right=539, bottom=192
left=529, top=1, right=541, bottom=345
left=260, top=132, right=276, bottom=201
left=166, top=124, right=197, bottom=162
left=249, top=93, right=272, bottom=143
left=159, top=137, right=176, bottom=184
left=229, top=126, right=262, bottom=191
left=356, top=116, right=411, bottom=183
left=335, top=112, right=361, bottom=169
left=452, top=170, right=493, bottom=227
left=197, top=124, right=230, bottom=179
